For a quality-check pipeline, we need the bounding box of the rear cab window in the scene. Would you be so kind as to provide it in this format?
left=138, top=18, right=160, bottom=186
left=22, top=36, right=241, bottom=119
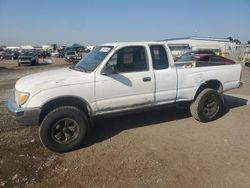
left=150, top=45, right=169, bottom=69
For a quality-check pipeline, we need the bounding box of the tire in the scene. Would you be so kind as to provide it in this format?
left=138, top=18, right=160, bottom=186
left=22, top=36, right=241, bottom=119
left=190, top=88, right=223, bottom=122
left=18, top=63, right=21, bottom=67
left=39, top=106, right=89, bottom=153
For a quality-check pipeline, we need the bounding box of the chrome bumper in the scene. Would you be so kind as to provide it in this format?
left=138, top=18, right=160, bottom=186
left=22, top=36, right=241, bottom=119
left=7, top=95, right=41, bottom=126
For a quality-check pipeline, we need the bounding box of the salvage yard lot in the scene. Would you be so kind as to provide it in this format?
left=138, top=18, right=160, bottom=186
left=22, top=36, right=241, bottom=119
left=0, top=59, right=250, bottom=187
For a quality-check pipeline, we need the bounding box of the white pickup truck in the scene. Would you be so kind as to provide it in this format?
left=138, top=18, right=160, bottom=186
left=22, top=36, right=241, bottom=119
left=7, top=41, right=242, bottom=152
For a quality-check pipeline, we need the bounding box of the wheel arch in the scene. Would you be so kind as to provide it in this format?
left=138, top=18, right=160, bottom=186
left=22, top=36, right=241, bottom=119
left=194, top=80, right=223, bottom=100
left=39, top=95, right=93, bottom=125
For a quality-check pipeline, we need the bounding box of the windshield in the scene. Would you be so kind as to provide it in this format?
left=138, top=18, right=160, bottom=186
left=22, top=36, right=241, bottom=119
left=20, top=51, right=34, bottom=55
left=74, top=46, right=113, bottom=72
left=67, top=51, right=75, bottom=55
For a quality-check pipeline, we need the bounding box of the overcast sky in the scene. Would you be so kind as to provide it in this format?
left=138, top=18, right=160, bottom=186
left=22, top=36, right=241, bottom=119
left=0, top=0, right=249, bottom=46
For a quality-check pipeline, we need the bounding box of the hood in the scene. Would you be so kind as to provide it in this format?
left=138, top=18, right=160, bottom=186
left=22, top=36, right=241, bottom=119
left=19, top=54, right=34, bottom=59
left=15, top=67, right=92, bottom=94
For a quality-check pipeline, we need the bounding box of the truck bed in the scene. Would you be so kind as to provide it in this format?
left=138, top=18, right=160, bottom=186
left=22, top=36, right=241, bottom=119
left=175, top=63, right=242, bottom=101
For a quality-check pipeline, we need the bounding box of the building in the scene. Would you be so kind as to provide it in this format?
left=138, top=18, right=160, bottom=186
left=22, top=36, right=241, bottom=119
left=42, top=45, right=53, bottom=51
left=6, top=46, right=20, bottom=50
left=165, top=36, right=235, bottom=58
left=21, top=45, right=34, bottom=50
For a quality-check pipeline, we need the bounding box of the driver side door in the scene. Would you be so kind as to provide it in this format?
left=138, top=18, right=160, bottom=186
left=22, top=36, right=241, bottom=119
left=95, top=46, right=154, bottom=115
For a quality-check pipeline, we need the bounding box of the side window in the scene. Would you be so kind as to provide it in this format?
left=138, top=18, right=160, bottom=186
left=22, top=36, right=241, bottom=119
left=150, top=45, right=169, bottom=69
left=107, top=46, right=148, bottom=73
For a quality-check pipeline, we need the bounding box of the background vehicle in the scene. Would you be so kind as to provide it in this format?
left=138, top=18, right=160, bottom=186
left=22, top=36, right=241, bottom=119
left=37, top=50, right=51, bottom=58
left=0, top=48, right=4, bottom=59
left=7, top=41, right=242, bottom=152
left=65, top=50, right=82, bottom=63
left=2, top=50, right=19, bottom=60
left=50, top=51, right=59, bottom=57
left=58, top=50, right=65, bottom=58
left=245, top=61, right=250, bottom=67
left=176, top=53, right=235, bottom=65
left=18, top=50, right=39, bottom=66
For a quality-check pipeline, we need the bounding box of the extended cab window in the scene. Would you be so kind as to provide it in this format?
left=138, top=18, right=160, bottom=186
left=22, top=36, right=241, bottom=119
left=150, top=45, right=169, bottom=69
left=107, top=46, right=148, bottom=73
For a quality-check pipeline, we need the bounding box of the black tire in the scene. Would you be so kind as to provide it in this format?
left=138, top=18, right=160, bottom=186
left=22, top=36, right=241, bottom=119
left=18, top=63, right=21, bottom=67
left=190, top=88, right=223, bottom=122
left=39, top=106, right=89, bottom=153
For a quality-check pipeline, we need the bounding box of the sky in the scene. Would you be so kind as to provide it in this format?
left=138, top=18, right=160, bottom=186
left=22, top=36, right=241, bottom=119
left=0, top=0, right=249, bottom=46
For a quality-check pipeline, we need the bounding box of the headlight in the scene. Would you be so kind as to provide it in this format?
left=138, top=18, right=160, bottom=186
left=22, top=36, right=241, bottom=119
left=15, top=90, right=30, bottom=106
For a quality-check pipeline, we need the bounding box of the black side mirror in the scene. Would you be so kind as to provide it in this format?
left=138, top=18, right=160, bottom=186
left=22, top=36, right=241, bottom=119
left=102, top=64, right=117, bottom=75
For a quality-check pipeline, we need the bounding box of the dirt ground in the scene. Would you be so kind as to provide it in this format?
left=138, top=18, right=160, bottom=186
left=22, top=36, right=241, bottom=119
left=0, top=58, right=250, bottom=188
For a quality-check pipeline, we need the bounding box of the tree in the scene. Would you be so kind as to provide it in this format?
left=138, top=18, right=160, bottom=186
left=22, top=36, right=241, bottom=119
left=233, top=39, right=241, bottom=44
left=227, top=37, right=233, bottom=42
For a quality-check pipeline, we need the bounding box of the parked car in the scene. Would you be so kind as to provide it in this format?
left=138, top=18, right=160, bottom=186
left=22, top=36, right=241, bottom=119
left=2, top=50, right=19, bottom=60
left=65, top=51, right=82, bottom=63
left=50, top=51, right=59, bottom=57
left=37, top=50, right=51, bottom=58
left=18, top=51, right=39, bottom=66
left=0, top=48, right=4, bottom=59
left=176, top=53, right=235, bottom=65
left=7, top=41, right=242, bottom=152
left=0, top=51, right=5, bottom=60
left=58, top=50, right=65, bottom=58
left=174, top=50, right=215, bottom=61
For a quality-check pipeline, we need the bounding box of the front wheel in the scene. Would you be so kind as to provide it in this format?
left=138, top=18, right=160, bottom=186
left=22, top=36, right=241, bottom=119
left=190, top=88, right=223, bottom=122
left=39, top=106, right=89, bottom=153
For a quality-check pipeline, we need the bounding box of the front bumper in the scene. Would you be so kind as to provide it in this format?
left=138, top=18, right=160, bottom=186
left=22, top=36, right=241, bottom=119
left=7, top=95, right=41, bottom=126
left=18, top=59, right=32, bottom=63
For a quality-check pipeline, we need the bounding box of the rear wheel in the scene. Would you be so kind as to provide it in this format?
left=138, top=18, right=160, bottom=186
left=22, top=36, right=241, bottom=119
left=190, top=88, right=223, bottom=122
left=39, top=106, right=89, bottom=153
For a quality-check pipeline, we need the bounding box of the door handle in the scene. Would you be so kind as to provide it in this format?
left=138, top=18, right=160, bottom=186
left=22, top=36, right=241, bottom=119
left=143, top=77, right=151, bottom=82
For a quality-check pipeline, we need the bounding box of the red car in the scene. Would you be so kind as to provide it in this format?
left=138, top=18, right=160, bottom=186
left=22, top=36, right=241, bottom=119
left=177, top=53, right=235, bottom=65
left=195, top=54, right=235, bottom=65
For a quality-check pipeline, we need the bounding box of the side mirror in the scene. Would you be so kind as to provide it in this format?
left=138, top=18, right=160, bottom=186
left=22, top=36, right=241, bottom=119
left=102, top=64, right=117, bottom=75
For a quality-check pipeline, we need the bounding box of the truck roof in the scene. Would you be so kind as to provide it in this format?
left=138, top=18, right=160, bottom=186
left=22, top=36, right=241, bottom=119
left=100, top=41, right=167, bottom=47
